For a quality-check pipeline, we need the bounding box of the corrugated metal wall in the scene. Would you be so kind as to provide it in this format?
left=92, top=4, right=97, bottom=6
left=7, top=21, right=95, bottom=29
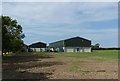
left=65, top=37, right=91, bottom=47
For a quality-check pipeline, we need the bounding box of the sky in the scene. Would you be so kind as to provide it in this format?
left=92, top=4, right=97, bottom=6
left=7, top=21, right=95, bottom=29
left=2, top=1, right=118, bottom=47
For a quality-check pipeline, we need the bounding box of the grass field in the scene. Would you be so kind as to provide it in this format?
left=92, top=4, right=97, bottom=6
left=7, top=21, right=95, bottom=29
left=52, top=50, right=118, bottom=59
left=3, top=50, right=119, bottom=79
left=7, top=50, right=118, bottom=59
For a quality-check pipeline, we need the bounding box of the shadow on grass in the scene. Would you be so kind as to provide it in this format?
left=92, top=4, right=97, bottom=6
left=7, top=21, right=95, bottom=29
left=2, top=54, right=63, bottom=80
left=3, top=54, right=53, bottom=63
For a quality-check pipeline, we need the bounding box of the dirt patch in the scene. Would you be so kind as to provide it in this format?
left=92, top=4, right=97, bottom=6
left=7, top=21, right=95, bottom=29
left=2, top=54, right=118, bottom=79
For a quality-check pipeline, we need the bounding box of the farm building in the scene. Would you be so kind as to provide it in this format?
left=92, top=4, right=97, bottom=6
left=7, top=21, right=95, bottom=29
left=49, top=37, right=91, bottom=52
left=29, top=42, right=47, bottom=52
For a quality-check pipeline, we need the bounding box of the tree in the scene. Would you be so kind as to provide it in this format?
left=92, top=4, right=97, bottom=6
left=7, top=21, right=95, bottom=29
left=91, top=43, right=100, bottom=49
left=2, top=16, right=25, bottom=54
left=94, top=43, right=100, bottom=48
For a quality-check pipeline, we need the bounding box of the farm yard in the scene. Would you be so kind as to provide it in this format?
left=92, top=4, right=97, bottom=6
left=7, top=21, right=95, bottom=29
left=2, top=2, right=119, bottom=81
left=2, top=50, right=119, bottom=80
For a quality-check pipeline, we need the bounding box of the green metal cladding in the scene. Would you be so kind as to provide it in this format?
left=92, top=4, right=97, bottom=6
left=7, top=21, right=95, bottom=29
left=49, top=37, right=91, bottom=48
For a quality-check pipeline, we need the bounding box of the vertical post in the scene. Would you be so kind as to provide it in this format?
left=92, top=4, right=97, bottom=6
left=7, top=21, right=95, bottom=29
left=63, top=40, right=65, bottom=52
left=0, top=12, right=2, bottom=80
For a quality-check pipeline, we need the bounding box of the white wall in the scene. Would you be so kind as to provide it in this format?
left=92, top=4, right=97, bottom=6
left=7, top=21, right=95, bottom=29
left=83, top=47, right=91, bottom=52
left=30, top=48, right=46, bottom=52
left=64, top=47, right=91, bottom=52
left=66, top=48, right=74, bottom=52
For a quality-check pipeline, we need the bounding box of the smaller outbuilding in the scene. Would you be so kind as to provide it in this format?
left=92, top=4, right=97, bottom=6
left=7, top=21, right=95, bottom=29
left=29, top=42, right=47, bottom=52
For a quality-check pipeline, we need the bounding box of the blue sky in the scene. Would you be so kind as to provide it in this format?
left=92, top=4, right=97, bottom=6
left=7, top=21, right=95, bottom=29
left=2, top=2, right=118, bottom=47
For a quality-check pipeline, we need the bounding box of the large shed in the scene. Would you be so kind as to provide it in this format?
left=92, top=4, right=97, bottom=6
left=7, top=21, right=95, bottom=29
left=29, top=42, right=47, bottom=52
left=49, top=37, right=91, bottom=52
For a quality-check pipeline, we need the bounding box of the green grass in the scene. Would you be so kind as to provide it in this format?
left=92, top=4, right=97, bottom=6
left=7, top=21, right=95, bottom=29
left=4, top=50, right=119, bottom=59
left=70, top=64, right=81, bottom=72
left=67, top=50, right=118, bottom=72
left=52, top=50, right=118, bottom=59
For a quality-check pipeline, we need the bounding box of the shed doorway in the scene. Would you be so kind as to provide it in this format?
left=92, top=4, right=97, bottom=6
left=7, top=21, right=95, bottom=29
left=74, top=48, right=80, bottom=52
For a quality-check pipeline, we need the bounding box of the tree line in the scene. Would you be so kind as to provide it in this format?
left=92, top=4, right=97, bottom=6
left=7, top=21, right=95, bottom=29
left=91, top=43, right=120, bottom=50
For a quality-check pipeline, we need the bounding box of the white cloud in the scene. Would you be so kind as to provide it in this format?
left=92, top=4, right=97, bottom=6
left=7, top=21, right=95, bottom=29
left=2, top=2, right=118, bottom=25
left=2, top=0, right=120, bottom=2
left=0, top=1, right=2, bottom=15
left=24, top=27, right=118, bottom=47
left=2, top=2, right=118, bottom=47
